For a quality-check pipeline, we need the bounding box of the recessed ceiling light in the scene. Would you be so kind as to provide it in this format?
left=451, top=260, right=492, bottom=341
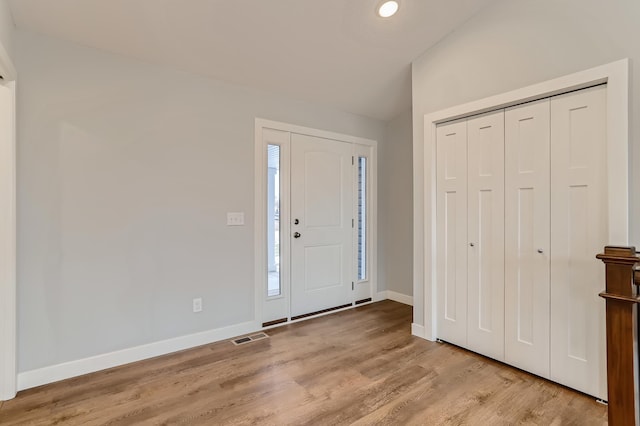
left=378, top=1, right=399, bottom=18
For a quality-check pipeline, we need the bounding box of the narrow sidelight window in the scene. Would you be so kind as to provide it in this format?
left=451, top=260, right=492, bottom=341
left=267, top=144, right=281, bottom=296
left=357, top=156, right=367, bottom=281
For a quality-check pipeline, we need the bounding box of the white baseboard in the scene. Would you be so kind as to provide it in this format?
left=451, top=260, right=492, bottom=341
left=411, top=323, right=426, bottom=339
left=373, top=290, right=387, bottom=302
left=374, top=290, right=413, bottom=306
left=17, top=320, right=258, bottom=391
left=386, top=291, right=413, bottom=306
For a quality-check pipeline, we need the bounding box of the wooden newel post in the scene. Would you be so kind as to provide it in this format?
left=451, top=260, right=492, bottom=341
left=597, top=246, right=640, bottom=425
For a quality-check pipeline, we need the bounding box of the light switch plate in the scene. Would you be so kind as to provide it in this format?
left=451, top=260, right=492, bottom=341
left=227, top=212, right=245, bottom=226
left=193, top=297, right=202, bottom=313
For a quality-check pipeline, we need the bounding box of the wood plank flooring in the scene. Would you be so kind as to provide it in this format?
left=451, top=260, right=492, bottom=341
left=0, top=301, right=607, bottom=425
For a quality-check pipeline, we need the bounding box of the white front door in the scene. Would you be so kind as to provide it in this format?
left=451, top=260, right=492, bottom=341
left=290, top=133, right=353, bottom=318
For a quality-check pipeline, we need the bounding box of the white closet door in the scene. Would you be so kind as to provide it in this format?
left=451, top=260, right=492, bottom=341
left=436, top=120, right=468, bottom=346
left=466, top=111, right=505, bottom=360
left=505, top=99, right=550, bottom=378
left=550, top=85, right=607, bottom=399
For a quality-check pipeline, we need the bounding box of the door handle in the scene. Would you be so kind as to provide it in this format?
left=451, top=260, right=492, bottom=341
left=294, top=232, right=301, bottom=238
left=294, top=219, right=300, bottom=225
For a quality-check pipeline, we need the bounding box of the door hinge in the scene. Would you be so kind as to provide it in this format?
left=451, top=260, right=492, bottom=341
left=352, top=156, right=354, bottom=165
left=352, top=218, right=354, bottom=228
left=352, top=282, right=354, bottom=290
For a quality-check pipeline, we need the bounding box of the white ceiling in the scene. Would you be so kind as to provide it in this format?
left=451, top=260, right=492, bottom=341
left=8, top=0, right=496, bottom=121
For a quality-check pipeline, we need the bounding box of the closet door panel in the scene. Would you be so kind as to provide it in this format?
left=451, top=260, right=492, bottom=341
left=466, top=111, right=505, bottom=360
left=505, top=99, right=550, bottom=378
left=550, top=85, right=607, bottom=399
left=436, top=120, right=468, bottom=346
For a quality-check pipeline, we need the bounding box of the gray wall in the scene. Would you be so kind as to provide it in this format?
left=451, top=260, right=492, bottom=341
left=15, top=30, right=386, bottom=372
left=0, top=0, right=13, bottom=60
left=379, top=108, right=413, bottom=296
left=412, top=0, right=640, bottom=325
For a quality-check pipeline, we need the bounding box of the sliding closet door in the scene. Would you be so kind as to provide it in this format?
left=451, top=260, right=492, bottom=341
left=504, top=99, right=550, bottom=378
left=466, top=111, right=505, bottom=360
left=436, top=120, right=468, bottom=347
left=550, top=85, right=607, bottom=399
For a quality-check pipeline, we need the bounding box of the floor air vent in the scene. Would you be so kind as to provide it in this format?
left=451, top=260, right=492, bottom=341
left=231, top=332, right=269, bottom=346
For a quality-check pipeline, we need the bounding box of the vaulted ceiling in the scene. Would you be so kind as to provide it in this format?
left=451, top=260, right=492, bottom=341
left=8, top=0, right=496, bottom=121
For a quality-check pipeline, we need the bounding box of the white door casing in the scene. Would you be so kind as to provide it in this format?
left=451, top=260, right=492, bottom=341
left=255, top=119, right=377, bottom=326
left=0, top=79, right=16, bottom=401
left=418, top=60, right=628, bottom=346
left=436, top=120, right=468, bottom=346
left=549, top=85, right=608, bottom=399
left=290, top=133, right=354, bottom=317
left=504, top=99, right=551, bottom=378
left=466, top=111, right=505, bottom=361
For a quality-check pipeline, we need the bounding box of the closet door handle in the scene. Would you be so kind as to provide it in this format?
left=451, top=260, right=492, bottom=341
left=537, top=249, right=544, bottom=254
left=469, top=243, right=475, bottom=247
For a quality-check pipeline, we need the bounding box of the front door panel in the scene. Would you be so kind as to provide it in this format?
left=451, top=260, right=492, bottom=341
left=291, top=134, right=353, bottom=317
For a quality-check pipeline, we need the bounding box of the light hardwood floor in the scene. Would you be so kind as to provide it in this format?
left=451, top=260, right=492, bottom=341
left=0, top=301, right=607, bottom=425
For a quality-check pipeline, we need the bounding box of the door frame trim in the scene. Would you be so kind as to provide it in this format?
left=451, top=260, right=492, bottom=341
left=0, top=42, right=16, bottom=401
left=254, top=118, right=377, bottom=326
left=415, top=59, right=629, bottom=342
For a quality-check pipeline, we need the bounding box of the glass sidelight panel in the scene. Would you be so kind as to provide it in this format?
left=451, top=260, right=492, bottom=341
left=357, top=156, right=367, bottom=281
left=267, top=144, right=281, bottom=296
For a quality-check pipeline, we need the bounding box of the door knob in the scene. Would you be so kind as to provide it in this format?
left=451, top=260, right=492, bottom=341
left=537, top=249, right=544, bottom=254
left=469, top=242, right=475, bottom=247
left=293, top=232, right=301, bottom=238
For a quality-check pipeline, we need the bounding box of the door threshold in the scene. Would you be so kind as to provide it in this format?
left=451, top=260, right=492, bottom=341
left=291, top=303, right=352, bottom=321
left=261, top=318, right=288, bottom=328
left=261, top=300, right=375, bottom=331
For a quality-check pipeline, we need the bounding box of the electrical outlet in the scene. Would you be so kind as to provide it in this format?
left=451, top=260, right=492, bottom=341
left=193, top=297, right=202, bottom=313
left=227, top=212, right=245, bottom=226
